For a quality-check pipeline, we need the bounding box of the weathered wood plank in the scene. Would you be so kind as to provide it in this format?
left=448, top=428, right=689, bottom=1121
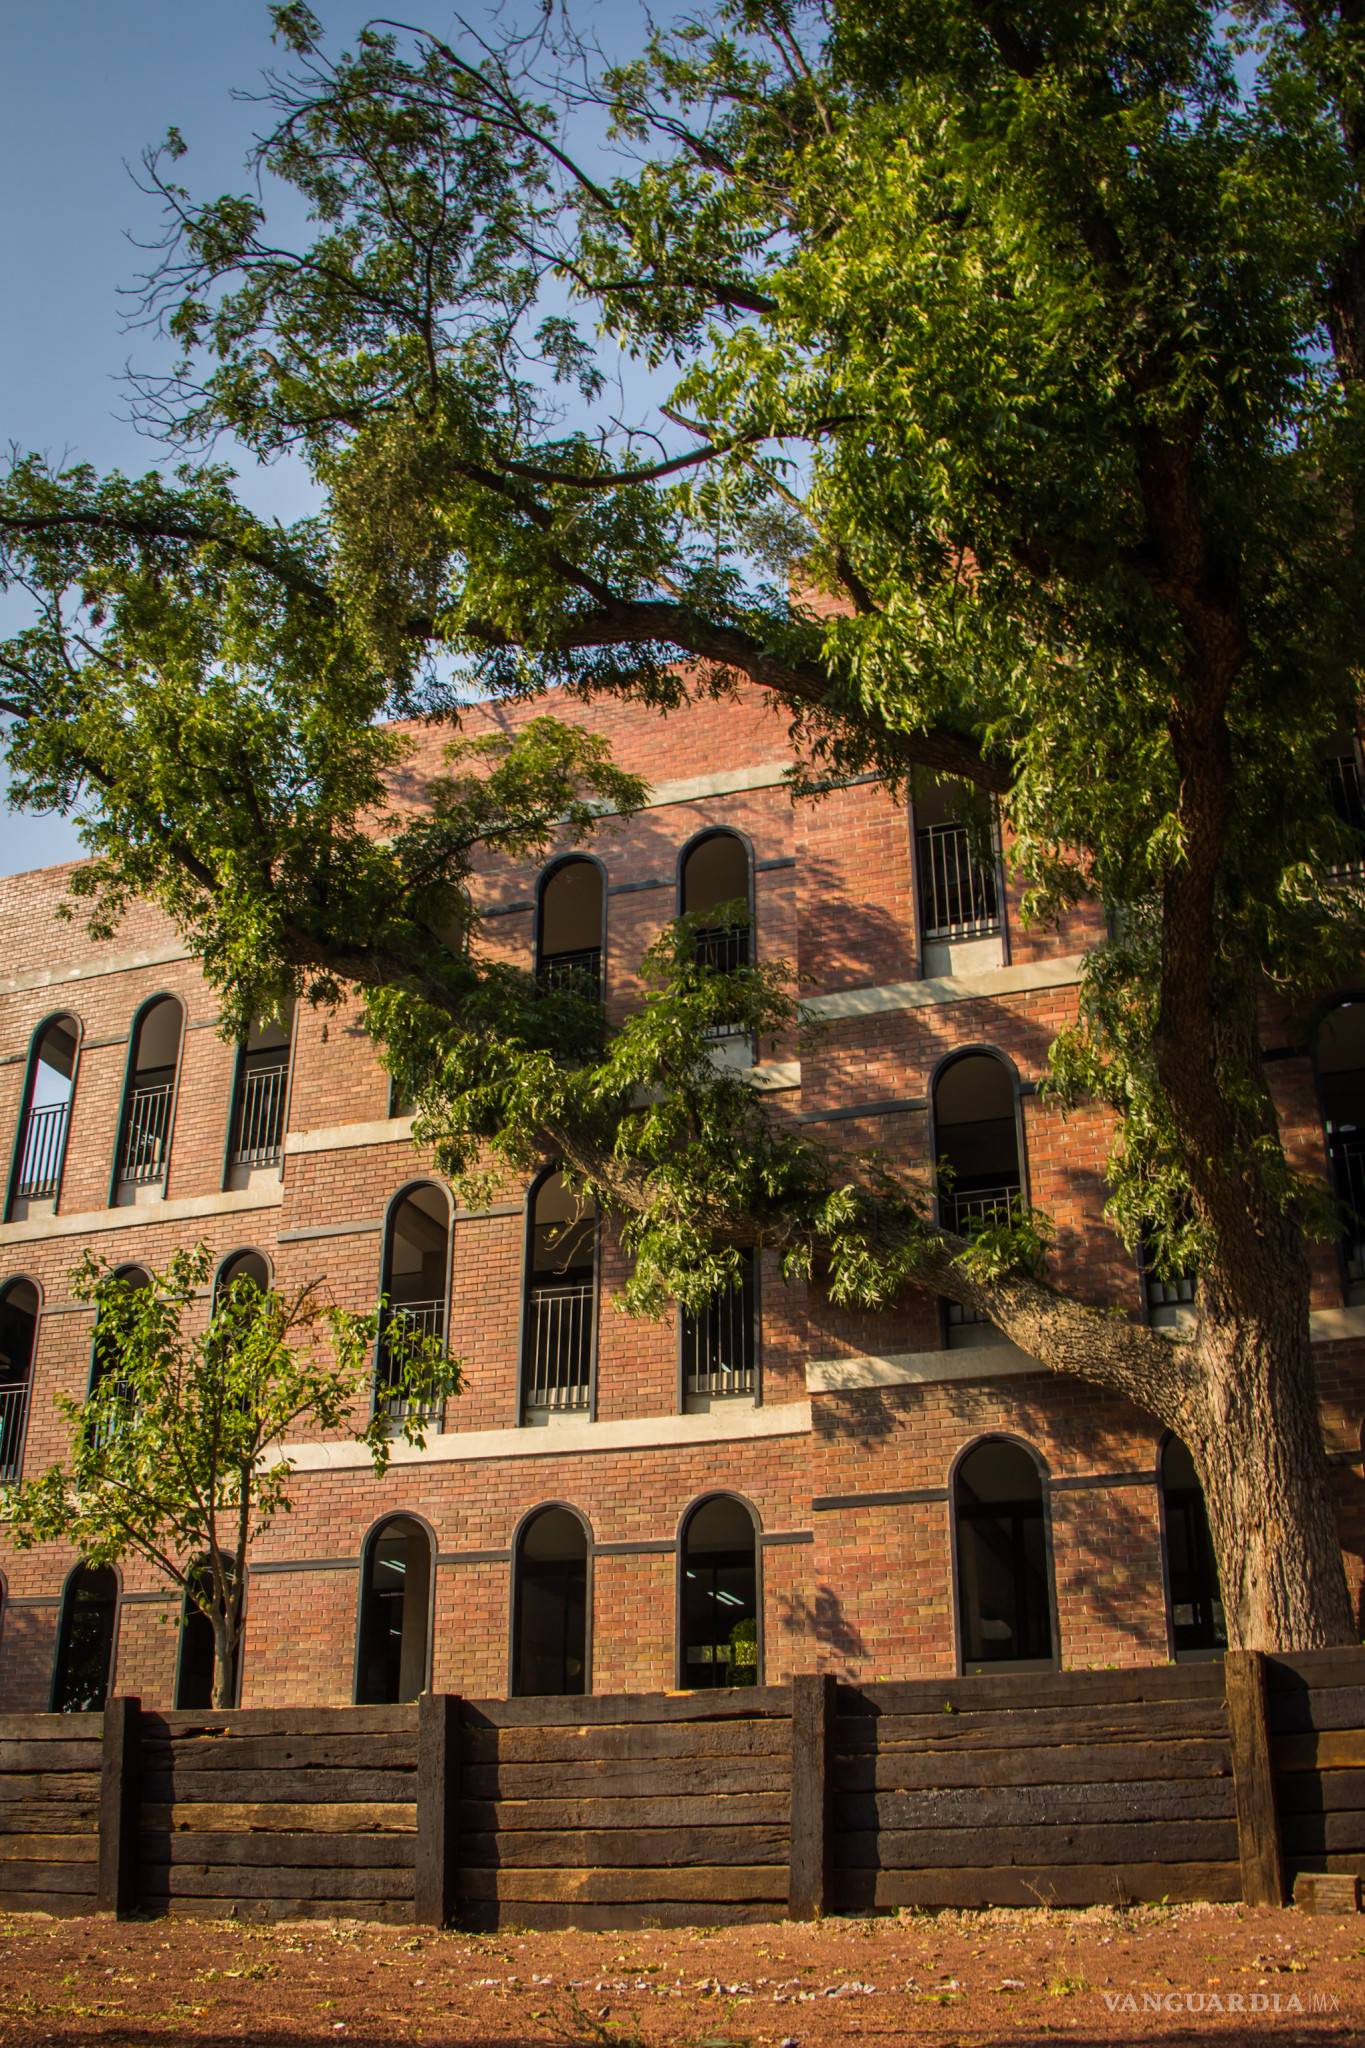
left=836, top=1700, right=1226, bottom=1755
left=0, top=1861, right=101, bottom=1895
left=140, top=1801, right=416, bottom=1835
left=0, top=1890, right=100, bottom=1918
left=1277, top=1772, right=1365, bottom=1815
left=1265, top=1650, right=1365, bottom=1691
left=98, top=1697, right=140, bottom=1918
left=1274, top=1729, right=1365, bottom=1773
left=0, top=1834, right=97, bottom=1863
left=457, top=1865, right=788, bottom=1904
left=836, top=1779, right=1233, bottom=1832
left=456, top=1898, right=776, bottom=1931
left=0, top=1774, right=106, bottom=1802
left=834, top=1739, right=1230, bottom=1793
left=462, top=1687, right=792, bottom=1730
left=0, top=1714, right=103, bottom=1743
left=159, top=1894, right=414, bottom=1925
left=0, top=1743, right=113, bottom=1772
left=459, top=1792, right=788, bottom=1832
left=139, top=1832, right=414, bottom=1869
left=140, top=1769, right=417, bottom=1805
left=0, top=1800, right=99, bottom=1834
left=1292, top=1871, right=1362, bottom=1914
left=461, top=1757, right=791, bottom=1802
left=843, top=1667, right=1226, bottom=1719
left=139, top=1736, right=417, bottom=1774
left=460, top=1824, right=789, bottom=1869
left=833, top=1860, right=1242, bottom=1911
left=1225, top=1650, right=1284, bottom=1908
left=468, top=1720, right=791, bottom=1766
left=143, top=1707, right=416, bottom=1739
left=140, top=1864, right=414, bottom=1902
left=1280, top=1811, right=1365, bottom=1856
left=789, top=1671, right=834, bottom=1922
left=837, top=1819, right=1238, bottom=1869
left=1268, top=1687, right=1365, bottom=1737
left=415, top=1691, right=459, bottom=1930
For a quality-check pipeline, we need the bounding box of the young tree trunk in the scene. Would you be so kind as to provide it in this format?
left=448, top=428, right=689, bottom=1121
left=212, top=1609, right=236, bottom=1711
left=1180, top=1259, right=1355, bottom=1651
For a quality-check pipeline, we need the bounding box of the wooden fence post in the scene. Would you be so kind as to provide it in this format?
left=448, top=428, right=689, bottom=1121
left=415, top=1693, right=461, bottom=1928
left=97, top=1696, right=140, bottom=1918
left=788, top=1673, right=836, bottom=1920
left=1224, top=1650, right=1285, bottom=1907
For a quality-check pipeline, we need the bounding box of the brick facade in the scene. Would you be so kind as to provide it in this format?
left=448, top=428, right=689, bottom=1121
left=0, top=681, right=1362, bottom=1711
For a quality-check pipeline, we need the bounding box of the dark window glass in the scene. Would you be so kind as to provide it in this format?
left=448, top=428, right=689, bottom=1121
left=52, top=1565, right=118, bottom=1713
left=1161, top=1437, right=1227, bottom=1656
left=176, top=1560, right=236, bottom=1709
left=357, top=1517, right=432, bottom=1704
left=681, top=1496, right=759, bottom=1689
left=513, top=1508, right=588, bottom=1696
left=954, top=1441, right=1054, bottom=1670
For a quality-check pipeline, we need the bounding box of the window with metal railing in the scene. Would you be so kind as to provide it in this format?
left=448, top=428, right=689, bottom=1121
left=231, top=1056, right=288, bottom=1168
left=0, top=1277, right=38, bottom=1483
left=114, top=998, right=182, bottom=1194
left=1325, top=747, right=1365, bottom=878
left=916, top=820, right=1000, bottom=943
left=521, top=1170, right=596, bottom=1418
left=681, top=830, right=754, bottom=1041
left=1140, top=1232, right=1198, bottom=1327
left=10, top=1015, right=78, bottom=1212
left=934, top=1052, right=1024, bottom=1347
left=374, top=1184, right=451, bottom=1426
left=682, top=1253, right=756, bottom=1400
left=536, top=859, right=605, bottom=1004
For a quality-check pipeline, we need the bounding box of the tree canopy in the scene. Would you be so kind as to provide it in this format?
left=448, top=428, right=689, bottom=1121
left=3, top=0, right=1365, bottom=1648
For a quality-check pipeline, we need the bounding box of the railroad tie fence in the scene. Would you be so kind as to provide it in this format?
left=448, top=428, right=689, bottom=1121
left=0, top=1650, right=1361, bottom=1928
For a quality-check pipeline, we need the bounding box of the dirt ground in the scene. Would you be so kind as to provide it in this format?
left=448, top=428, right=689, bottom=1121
left=0, top=1903, right=1362, bottom=2048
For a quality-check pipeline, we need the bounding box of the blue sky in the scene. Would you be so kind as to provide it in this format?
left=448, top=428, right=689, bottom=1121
left=0, top=0, right=642, bottom=879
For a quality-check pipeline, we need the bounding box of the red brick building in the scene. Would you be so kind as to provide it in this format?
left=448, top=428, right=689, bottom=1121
left=0, top=682, right=1362, bottom=1711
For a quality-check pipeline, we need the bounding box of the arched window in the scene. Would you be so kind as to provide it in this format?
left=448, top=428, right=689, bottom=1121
left=227, top=1014, right=292, bottom=1181
left=512, top=1506, right=589, bottom=1696
left=52, top=1564, right=118, bottom=1712
left=0, top=1277, right=39, bottom=1482
left=1317, top=1001, right=1365, bottom=1301
left=214, top=1248, right=270, bottom=1305
left=679, top=1494, right=760, bottom=1689
left=88, top=1265, right=151, bottom=1441
left=953, top=1438, right=1055, bottom=1673
left=933, top=1051, right=1024, bottom=1346
left=521, top=1170, right=597, bottom=1420
left=1160, top=1436, right=1227, bottom=1659
left=536, top=858, right=605, bottom=1002
left=1321, top=721, right=1365, bottom=877
left=114, top=997, right=183, bottom=1198
left=376, top=1184, right=451, bottom=1424
left=356, top=1516, right=433, bottom=1704
left=680, top=829, right=753, bottom=975
left=9, top=1014, right=78, bottom=1214
left=681, top=1251, right=757, bottom=1405
left=176, top=1558, right=238, bottom=1709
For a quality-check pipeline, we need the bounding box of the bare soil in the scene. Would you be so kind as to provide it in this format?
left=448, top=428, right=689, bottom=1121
left=0, top=1903, right=1361, bottom=2047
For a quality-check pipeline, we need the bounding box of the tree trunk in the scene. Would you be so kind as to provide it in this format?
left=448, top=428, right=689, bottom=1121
left=1180, top=1261, right=1354, bottom=1650
left=212, top=1610, right=236, bottom=1711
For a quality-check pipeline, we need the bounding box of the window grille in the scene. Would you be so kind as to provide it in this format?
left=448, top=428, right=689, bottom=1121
left=682, top=1258, right=756, bottom=1398
left=0, top=1379, right=29, bottom=1482
left=117, top=1079, right=174, bottom=1186
left=15, top=1101, right=68, bottom=1198
left=231, top=1056, right=288, bottom=1168
left=916, top=821, right=1000, bottom=942
left=1330, top=1131, right=1365, bottom=1284
left=375, top=1299, right=447, bottom=1427
left=1325, top=753, right=1365, bottom=878
left=538, top=947, right=603, bottom=1001
left=523, top=1281, right=594, bottom=1412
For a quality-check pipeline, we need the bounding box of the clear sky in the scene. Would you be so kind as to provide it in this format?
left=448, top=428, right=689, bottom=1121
left=0, top=0, right=637, bottom=880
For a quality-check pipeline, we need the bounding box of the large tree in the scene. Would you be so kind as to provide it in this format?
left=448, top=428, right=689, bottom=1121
left=3, top=0, right=1365, bottom=1649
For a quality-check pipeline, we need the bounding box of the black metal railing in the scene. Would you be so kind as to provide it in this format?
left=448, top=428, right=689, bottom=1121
left=538, top=947, right=603, bottom=1002
left=15, top=1100, right=68, bottom=1199
left=1147, top=1266, right=1197, bottom=1317
left=116, top=1079, right=174, bottom=1186
left=682, top=1265, right=756, bottom=1398
left=374, top=1298, right=447, bottom=1426
left=0, top=1380, right=29, bottom=1482
left=522, top=1281, right=594, bottom=1412
left=1330, top=1132, right=1365, bottom=1283
left=694, top=924, right=751, bottom=974
left=231, top=1059, right=288, bottom=1168
left=916, top=821, right=1000, bottom=943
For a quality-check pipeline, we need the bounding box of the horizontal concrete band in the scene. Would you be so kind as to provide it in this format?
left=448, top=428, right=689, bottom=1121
left=0, top=1182, right=284, bottom=1249
left=275, top=1398, right=811, bottom=1474
left=813, top=1473, right=1157, bottom=1513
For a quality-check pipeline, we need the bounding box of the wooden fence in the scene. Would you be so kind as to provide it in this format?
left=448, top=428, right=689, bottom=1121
left=0, top=1649, right=1361, bottom=1927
